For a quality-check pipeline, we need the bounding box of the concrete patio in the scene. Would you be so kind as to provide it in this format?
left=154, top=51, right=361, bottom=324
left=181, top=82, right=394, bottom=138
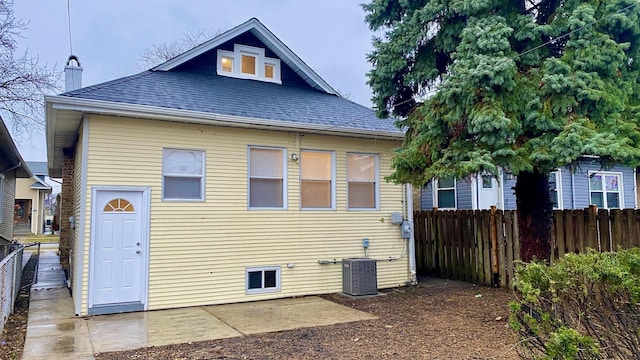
left=22, top=250, right=377, bottom=359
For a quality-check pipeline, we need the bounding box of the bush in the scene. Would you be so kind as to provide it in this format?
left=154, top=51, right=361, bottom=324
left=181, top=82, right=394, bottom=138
left=510, top=248, right=640, bottom=359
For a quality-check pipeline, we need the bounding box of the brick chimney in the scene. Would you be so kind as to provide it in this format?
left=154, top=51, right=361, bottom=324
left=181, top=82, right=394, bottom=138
left=64, top=55, right=82, bottom=92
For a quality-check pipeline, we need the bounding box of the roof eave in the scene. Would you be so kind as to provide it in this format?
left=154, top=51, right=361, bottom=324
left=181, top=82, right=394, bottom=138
left=47, top=95, right=403, bottom=139
left=0, top=117, right=32, bottom=178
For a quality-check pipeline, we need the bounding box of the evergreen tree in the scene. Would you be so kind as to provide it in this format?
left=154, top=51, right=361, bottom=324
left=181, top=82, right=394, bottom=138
left=364, top=0, right=640, bottom=262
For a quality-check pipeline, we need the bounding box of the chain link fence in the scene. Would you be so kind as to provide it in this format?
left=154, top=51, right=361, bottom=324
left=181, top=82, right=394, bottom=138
left=0, top=244, right=23, bottom=332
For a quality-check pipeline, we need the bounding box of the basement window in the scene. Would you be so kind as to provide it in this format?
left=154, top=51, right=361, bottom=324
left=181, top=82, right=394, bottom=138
left=246, top=266, right=281, bottom=294
left=217, top=44, right=281, bottom=83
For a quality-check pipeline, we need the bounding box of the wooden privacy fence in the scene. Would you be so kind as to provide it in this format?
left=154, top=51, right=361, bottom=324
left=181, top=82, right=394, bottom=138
left=414, top=206, right=640, bottom=289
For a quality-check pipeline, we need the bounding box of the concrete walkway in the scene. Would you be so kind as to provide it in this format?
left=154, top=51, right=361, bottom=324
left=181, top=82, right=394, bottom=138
left=22, top=251, right=377, bottom=360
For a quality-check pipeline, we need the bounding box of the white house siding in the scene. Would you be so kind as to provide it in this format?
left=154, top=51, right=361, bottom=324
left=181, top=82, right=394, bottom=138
left=0, top=173, right=15, bottom=241
left=80, top=115, right=408, bottom=314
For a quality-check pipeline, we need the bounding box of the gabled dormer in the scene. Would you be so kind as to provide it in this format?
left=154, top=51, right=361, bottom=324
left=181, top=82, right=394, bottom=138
left=153, top=18, right=338, bottom=95
left=217, top=43, right=281, bottom=84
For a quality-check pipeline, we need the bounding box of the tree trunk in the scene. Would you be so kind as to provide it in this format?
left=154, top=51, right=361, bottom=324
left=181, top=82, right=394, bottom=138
left=515, top=171, right=552, bottom=262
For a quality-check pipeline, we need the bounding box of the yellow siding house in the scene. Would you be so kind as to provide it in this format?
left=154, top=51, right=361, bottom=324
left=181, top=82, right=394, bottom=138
left=46, top=18, right=416, bottom=316
left=14, top=162, right=52, bottom=235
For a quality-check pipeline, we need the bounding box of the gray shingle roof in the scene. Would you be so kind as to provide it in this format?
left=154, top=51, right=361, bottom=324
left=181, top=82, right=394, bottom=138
left=61, top=71, right=401, bottom=135
left=26, top=161, right=48, bottom=175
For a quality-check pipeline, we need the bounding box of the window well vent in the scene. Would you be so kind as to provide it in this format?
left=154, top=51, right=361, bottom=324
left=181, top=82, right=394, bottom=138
left=342, top=258, right=377, bottom=296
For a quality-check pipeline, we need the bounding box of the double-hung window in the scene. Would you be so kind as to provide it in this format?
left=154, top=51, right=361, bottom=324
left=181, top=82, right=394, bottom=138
left=549, top=171, right=561, bottom=209
left=162, top=149, right=205, bottom=201
left=436, top=178, right=456, bottom=209
left=300, top=151, right=334, bottom=209
left=589, top=172, right=622, bottom=209
left=347, top=153, right=378, bottom=209
left=248, top=147, right=286, bottom=209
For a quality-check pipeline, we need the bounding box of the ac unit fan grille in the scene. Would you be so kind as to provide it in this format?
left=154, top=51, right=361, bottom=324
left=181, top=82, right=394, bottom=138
left=342, top=258, right=377, bottom=296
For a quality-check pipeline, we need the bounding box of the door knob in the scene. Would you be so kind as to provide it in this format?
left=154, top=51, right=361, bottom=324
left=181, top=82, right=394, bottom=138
left=136, top=250, right=141, bottom=254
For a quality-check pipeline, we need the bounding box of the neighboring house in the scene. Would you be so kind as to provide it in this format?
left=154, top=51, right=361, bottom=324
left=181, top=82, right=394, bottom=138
left=45, top=18, right=415, bottom=316
left=0, top=117, right=32, bottom=245
left=14, top=161, right=53, bottom=235
left=421, top=160, right=637, bottom=210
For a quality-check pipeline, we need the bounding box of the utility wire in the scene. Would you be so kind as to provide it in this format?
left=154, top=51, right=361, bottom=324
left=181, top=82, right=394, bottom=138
left=304, top=1, right=640, bottom=137
left=67, top=0, right=73, bottom=55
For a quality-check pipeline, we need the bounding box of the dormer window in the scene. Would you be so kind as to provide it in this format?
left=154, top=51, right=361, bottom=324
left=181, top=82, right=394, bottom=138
left=221, top=56, right=233, bottom=73
left=217, top=44, right=281, bottom=83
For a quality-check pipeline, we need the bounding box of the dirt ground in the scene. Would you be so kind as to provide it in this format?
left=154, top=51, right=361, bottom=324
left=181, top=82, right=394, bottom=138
left=96, top=280, right=520, bottom=360
left=0, top=265, right=520, bottom=359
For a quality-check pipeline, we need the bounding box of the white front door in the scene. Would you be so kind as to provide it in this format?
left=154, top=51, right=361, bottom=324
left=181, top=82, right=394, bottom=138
left=91, top=189, right=147, bottom=313
left=477, top=174, right=501, bottom=209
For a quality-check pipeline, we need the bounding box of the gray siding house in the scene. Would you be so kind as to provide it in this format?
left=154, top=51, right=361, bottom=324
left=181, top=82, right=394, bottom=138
left=0, top=117, right=32, bottom=244
left=421, top=159, right=637, bottom=211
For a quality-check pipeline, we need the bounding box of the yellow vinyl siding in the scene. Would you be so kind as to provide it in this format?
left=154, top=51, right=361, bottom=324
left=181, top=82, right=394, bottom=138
left=83, top=115, right=407, bottom=313
left=72, top=121, right=88, bottom=314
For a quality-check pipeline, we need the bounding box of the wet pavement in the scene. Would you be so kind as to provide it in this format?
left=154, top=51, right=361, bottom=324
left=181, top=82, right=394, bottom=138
left=22, top=250, right=377, bottom=359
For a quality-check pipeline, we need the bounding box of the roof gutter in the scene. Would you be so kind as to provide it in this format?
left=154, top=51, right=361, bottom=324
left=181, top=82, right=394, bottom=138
left=45, top=95, right=404, bottom=140
left=1, top=161, right=23, bottom=175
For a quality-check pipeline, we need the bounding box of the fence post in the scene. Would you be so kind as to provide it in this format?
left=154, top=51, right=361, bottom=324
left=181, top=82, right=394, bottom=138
left=490, top=206, right=499, bottom=286
left=587, top=205, right=598, bottom=250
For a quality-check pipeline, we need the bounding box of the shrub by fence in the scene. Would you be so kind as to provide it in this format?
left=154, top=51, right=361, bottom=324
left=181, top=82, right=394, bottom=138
left=414, top=206, right=640, bottom=288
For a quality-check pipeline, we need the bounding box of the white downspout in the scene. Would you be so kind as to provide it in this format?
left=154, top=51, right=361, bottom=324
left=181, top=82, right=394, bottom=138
left=634, top=167, right=638, bottom=209
left=406, top=183, right=417, bottom=284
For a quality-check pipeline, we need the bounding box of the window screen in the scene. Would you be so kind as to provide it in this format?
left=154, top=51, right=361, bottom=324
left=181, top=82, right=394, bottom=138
left=162, top=149, right=204, bottom=200
left=347, top=154, right=377, bottom=209
left=249, top=148, right=284, bottom=208
left=301, top=151, right=332, bottom=208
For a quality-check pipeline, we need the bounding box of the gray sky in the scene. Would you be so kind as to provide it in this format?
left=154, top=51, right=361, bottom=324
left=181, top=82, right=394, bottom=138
left=13, top=0, right=378, bottom=161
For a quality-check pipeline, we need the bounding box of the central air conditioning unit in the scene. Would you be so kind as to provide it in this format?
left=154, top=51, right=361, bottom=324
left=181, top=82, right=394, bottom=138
left=342, top=258, right=377, bottom=296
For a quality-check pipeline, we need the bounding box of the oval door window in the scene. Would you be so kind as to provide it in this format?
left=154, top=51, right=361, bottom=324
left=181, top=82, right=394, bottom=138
left=103, top=198, right=135, bottom=212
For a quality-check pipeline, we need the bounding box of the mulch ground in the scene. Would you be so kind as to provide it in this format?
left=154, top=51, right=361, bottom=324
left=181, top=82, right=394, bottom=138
left=1, top=261, right=521, bottom=359
left=96, top=280, right=520, bottom=360
left=0, top=253, right=37, bottom=360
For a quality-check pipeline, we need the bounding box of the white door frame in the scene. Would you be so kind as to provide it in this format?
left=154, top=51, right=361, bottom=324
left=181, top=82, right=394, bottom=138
left=472, top=171, right=504, bottom=210
left=88, top=186, right=151, bottom=313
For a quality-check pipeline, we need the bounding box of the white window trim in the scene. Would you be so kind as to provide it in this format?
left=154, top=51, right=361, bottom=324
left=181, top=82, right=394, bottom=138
left=245, top=266, right=281, bottom=294
left=264, top=58, right=281, bottom=81
left=217, top=50, right=234, bottom=74
left=346, top=153, right=379, bottom=211
left=162, top=148, right=206, bottom=202
left=217, top=44, right=282, bottom=84
left=550, top=170, right=564, bottom=210
left=300, top=150, right=336, bottom=210
left=433, top=178, right=457, bottom=210
left=248, top=146, right=288, bottom=210
left=588, top=171, right=624, bottom=209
